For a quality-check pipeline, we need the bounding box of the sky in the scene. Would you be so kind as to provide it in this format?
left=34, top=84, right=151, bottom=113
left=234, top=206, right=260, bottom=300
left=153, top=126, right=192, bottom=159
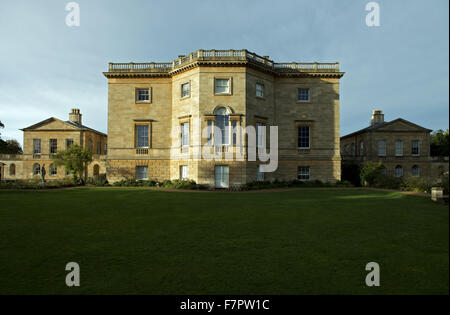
left=0, top=0, right=448, bottom=146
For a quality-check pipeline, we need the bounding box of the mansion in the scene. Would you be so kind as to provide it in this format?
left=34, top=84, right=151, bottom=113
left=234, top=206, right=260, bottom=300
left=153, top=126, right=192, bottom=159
left=1, top=49, right=446, bottom=187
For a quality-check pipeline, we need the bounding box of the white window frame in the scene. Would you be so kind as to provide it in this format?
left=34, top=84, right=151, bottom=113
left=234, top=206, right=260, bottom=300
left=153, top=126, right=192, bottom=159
left=298, top=126, right=310, bottom=149
left=297, top=88, right=310, bottom=102
left=136, top=166, right=148, bottom=180
left=49, top=139, right=57, bottom=154
left=33, top=139, right=41, bottom=154
left=50, top=164, right=57, bottom=176
left=135, top=125, right=149, bottom=148
left=411, top=140, right=420, bottom=156
left=214, top=78, right=230, bottom=95
left=256, top=83, right=264, bottom=98
left=181, top=122, right=190, bottom=147
left=298, top=166, right=310, bottom=181
left=378, top=140, right=386, bottom=156
left=136, top=88, right=150, bottom=103
left=180, top=165, right=188, bottom=180
left=181, top=82, right=190, bottom=98
left=395, top=140, right=403, bottom=156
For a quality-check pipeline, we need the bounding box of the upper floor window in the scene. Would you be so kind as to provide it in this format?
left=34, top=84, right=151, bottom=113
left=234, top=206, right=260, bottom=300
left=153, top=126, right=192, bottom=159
left=298, top=166, right=310, bottom=181
left=359, top=141, right=364, bottom=156
left=66, top=139, right=74, bottom=149
left=378, top=140, right=386, bottom=156
left=394, top=165, right=403, bottom=177
left=214, top=107, right=229, bottom=145
left=96, top=141, right=102, bottom=154
left=215, top=79, right=230, bottom=94
left=181, top=82, right=190, bottom=98
left=33, top=139, right=41, bottom=154
left=395, top=140, right=403, bottom=156
left=88, top=139, right=93, bottom=152
left=49, top=139, right=57, bottom=154
left=297, top=88, right=310, bottom=102
left=298, top=126, right=310, bottom=149
left=104, top=143, right=108, bottom=155
left=181, top=122, right=190, bottom=147
left=136, top=125, right=149, bottom=148
left=207, top=120, right=213, bottom=146
left=411, top=140, right=420, bottom=156
left=256, top=83, right=264, bottom=98
left=256, top=122, right=266, bottom=148
left=136, top=88, right=150, bottom=103
left=351, top=143, right=356, bottom=156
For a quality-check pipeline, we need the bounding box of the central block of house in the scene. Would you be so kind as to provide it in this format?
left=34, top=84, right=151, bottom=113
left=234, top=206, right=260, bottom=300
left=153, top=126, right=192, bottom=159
left=103, top=49, right=344, bottom=187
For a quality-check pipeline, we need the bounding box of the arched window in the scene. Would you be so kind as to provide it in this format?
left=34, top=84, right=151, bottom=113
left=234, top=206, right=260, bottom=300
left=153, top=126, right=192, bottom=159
left=93, top=164, right=100, bottom=176
left=412, top=165, right=420, bottom=177
left=9, top=164, right=16, bottom=176
left=214, top=107, right=229, bottom=145
left=394, top=165, right=403, bottom=178
left=50, top=164, right=57, bottom=176
left=33, top=163, right=40, bottom=175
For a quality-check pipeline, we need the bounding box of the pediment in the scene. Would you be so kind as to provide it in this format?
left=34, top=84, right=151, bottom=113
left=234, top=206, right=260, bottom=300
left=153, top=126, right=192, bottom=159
left=22, top=118, right=80, bottom=131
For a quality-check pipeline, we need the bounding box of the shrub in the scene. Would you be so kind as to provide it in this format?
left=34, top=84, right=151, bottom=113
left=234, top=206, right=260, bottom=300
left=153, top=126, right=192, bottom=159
left=360, top=162, right=385, bottom=186
left=373, top=175, right=402, bottom=190
left=400, top=177, right=434, bottom=193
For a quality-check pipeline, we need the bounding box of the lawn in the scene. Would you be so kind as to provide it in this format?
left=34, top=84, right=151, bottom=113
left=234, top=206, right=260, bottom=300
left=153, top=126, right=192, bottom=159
left=0, top=188, right=448, bottom=295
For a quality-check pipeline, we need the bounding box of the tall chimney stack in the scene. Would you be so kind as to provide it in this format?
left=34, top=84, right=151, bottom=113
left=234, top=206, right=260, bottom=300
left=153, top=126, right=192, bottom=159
left=371, top=109, right=384, bottom=126
left=69, top=108, right=82, bottom=125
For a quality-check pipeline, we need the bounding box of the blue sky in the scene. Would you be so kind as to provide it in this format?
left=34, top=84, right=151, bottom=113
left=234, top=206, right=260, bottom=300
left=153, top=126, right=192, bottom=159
left=0, top=0, right=448, bottom=146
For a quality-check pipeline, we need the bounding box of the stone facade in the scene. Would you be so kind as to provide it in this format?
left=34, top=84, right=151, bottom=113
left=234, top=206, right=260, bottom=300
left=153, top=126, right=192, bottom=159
left=341, top=110, right=448, bottom=179
left=104, top=49, right=344, bottom=186
left=0, top=109, right=107, bottom=181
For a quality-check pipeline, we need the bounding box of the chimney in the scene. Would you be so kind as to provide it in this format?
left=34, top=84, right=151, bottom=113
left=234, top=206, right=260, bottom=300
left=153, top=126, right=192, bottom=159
left=371, top=110, right=384, bottom=125
left=69, top=108, right=82, bottom=125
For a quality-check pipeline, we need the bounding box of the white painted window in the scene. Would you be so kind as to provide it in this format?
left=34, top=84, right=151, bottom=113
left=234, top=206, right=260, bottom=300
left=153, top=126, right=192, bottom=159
left=136, top=88, right=150, bottom=102
left=256, top=83, right=264, bottom=98
left=136, top=166, right=148, bottom=180
left=181, top=82, right=190, bottom=98
left=412, top=165, right=420, bottom=177
left=214, top=108, right=229, bottom=145
left=395, top=140, right=403, bottom=156
left=411, top=140, right=420, bottom=156
left=181, top=122, right=190, bottom=147
left=136, top=125, right=149, bottom=148
left=215, top=79, right=230, bottom=94
left=215, top=165, right=229, bottom=188
left=180, top=165, right=188, bottom=180
left=298, top=166, right=310, bottom=181
left=33, top=139, right=41, bottom=154
left=50, top=139, right=57, bottom=154
left=394, top=165, right=403, bottom=177
left=298, top=126, right=310, bottom=149
left=378, top=140, right=386, bottom=156
left=256, top=122, right=266, bottom=148
left=297, top=88, right=310, bottom=102
left=256, top=165, right=264, bottom=181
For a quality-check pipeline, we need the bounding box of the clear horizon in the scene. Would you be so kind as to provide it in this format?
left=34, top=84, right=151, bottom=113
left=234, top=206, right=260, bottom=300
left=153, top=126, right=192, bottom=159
left=0, top=0, right=448, bottom=146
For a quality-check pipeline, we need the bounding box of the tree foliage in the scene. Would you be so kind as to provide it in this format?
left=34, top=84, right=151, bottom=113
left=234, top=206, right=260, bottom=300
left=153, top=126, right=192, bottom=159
left=52, top=144, right=92, bottom=183
left=430, top=129, right=449, bottom=157
left=360, top=161, right=385, bottom=186
left=0, top=139, right=23, bottom=154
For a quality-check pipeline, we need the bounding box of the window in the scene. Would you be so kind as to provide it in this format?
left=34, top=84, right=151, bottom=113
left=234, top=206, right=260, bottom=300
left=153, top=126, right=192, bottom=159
left=50, top=139, right=57, bottom=154
left=33, top=139, right=41, bottom=154
left=136, top=88, right=150, bottom=102
left=215, top=165, right=229, bottom=188
left=9, top=164, right=15, bottom=176
left=412, top=165, right=420, bottom=177
left=256, top=122, right=266, bottom=148
left=88, top=139, right=93, bottom=152
left=394, top=165, right=403, bottom=178
left=93, top=164, right=100, bottom=176
left=351, top=143, right=356, bottom=156
left=395, top=140, right=403, bottom=156
left=136, top=125, right=149, bottom=148
left=215, top=79, right=230, bottom=94
left=411, top=140, right=420, bottom=156
left=104, top=143, right=108, bottom=155
left=180, top=165, right=188, bottom=180
left=298, top=166, right=310, bottom=181
left=297, top=88, right=310, bottom=102
left=256, top=165, right=264, bottom=181
left=136, top=166, right=148, bottom=180
left=344, top=144, right=349, bottom=155
left=97, top=141, right=102, bottom=154
left=181, top=122, right=190, bottom=147
left=66, top=139, right=74, bottom=149
left=359, top=141, right=364, bottom=156
left=214, top=108, right=229, bottom=145
left=181, top=82, right=190, bottom=98
left=207, top=120, right=213, bottom=146
left=256, top=83, right=264, bottom=98
left=232, top=120, right=238, bottom=146
left=50, top=164, right=57, bottom=176
left=298, top=126, right=310, bottom=149
left=33, top=163, right=40, bottom=175
left=378, top=140, right=386, bottom=156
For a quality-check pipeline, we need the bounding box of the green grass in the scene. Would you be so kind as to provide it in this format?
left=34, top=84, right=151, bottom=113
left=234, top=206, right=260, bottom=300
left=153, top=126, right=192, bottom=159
left=0, top=188, right=448, bottom=295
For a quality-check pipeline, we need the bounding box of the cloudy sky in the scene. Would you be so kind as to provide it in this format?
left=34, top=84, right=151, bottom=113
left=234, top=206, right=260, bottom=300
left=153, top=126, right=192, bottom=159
left=0, top=0, right=448, bottom=146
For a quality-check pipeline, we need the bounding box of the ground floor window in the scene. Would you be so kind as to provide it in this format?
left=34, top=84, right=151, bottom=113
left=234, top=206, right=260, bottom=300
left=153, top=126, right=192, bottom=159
left=412, top=165, right=420, bottom=177
left=215, top=165, right=229, bottom=188
left=50, top=164, right=57, bottom=176
left=9, top=164, right=15, bottom=176
left=33, top=163, right=40, bottom=175
left=136, top=166, right=148, bottom=180
left=180, top=165, right=188, bottom=180
left=298, top=166, right=310, bottom=181
left=394, top=165, right=403, bottom=177
left=256, top=165, right=264, bottom=181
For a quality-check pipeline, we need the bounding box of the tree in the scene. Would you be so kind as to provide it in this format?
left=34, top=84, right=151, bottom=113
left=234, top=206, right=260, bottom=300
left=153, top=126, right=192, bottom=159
left=0, top=139, right=23, bottom=154
left=52, top=144, right=93, bottom=184
left=0, top=120, right=4, bottom=137
left=430, top=129, right=449, bottom=157
left=360, top=161, right=385, bottom=186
